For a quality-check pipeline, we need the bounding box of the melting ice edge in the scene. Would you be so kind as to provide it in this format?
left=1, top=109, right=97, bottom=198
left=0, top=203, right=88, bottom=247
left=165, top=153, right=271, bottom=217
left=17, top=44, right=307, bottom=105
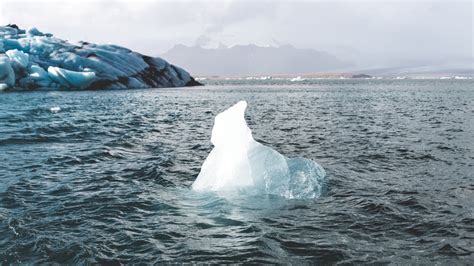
left=192, top=101, right=326, bottom=199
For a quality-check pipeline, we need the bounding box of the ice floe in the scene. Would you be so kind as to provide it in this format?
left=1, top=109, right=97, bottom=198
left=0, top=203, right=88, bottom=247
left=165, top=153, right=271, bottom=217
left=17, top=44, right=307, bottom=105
left=192, top=101, right=326, bottom=199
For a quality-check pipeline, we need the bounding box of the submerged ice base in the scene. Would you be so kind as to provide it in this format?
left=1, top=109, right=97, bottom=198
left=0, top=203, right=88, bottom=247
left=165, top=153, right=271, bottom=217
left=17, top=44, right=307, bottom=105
left=192, top=101, right=326, bottom=199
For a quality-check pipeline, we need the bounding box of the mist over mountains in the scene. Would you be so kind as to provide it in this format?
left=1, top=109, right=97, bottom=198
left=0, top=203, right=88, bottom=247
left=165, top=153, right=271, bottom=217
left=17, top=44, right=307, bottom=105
left=161, top=43, right=473, bottom=78
left=161, top=44, right=351, bottom=77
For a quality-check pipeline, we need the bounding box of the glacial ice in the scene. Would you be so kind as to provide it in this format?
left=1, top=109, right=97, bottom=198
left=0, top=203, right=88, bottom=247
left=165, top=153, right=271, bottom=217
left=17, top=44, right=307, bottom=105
left=6, top=49, right=29, bottom=71
left=48, top=67, right=96, bottom=89
left=0, top=24, right=200, bottom=90
left=20, top=65, right=52, bottom=88
left=192, top=101, right=326, bottom=199
left=0, top=55, right=15, bottom=90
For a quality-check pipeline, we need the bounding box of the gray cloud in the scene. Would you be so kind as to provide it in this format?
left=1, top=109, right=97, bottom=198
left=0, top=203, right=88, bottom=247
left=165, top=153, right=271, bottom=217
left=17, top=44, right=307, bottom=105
left=203, top=1, right=277, bottom=33
left=0, top=0, right=472, bottom=69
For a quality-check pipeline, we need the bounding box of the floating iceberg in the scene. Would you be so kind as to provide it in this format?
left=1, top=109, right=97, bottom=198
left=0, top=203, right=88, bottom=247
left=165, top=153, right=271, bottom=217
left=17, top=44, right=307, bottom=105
left=0, top=24, right=201, bottom=91
left=192, top=101, right=326, bottom=199
left=290, top=76, right=307, bottom=82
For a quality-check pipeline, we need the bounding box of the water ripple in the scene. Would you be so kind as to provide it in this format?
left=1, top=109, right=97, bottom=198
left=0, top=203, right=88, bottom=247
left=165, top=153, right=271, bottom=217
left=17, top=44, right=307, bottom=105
left=0, top=80, right=473, bottom=263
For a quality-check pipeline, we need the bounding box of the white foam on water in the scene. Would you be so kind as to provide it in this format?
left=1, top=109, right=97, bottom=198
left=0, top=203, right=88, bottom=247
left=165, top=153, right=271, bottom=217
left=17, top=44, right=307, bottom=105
left=50, top=107, right=60, bottom=113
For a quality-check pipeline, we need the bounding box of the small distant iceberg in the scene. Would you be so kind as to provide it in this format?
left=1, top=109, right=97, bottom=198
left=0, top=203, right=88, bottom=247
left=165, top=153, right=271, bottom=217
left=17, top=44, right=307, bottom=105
left=192, top=101, right=326, bottom=199
left=0, top=24, right=201, bottom=91
left=244, top=76, right=272, bottom=81
left=290, top=76, right=307, bottom=82
left=454, top=76, right=471, bottom=80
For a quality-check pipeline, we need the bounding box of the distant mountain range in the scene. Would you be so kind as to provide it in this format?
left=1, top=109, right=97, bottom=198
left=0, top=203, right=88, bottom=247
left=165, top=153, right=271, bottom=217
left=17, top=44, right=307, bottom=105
left=161, top=44, right=351, bottom=77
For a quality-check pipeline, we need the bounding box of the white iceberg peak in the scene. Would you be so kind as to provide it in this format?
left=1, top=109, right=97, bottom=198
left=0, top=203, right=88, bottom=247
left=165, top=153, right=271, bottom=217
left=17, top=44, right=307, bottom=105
left=192, top=101, right=326, bottom=199
left=211, top=101, right=252, bottom=148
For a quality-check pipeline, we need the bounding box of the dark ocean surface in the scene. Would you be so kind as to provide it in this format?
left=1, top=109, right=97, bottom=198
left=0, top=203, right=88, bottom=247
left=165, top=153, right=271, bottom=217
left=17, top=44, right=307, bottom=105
left=1, top=79, right=473, bottom=263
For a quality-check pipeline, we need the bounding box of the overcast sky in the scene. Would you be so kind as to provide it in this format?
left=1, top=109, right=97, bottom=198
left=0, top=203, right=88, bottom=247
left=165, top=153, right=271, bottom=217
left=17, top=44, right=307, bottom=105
left=1, top=0, right=472, bottom=68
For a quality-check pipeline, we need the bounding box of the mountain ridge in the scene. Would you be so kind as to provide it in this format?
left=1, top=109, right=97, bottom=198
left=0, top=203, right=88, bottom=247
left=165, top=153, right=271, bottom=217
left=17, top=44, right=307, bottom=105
left=161, top=43, right=352, bottom=77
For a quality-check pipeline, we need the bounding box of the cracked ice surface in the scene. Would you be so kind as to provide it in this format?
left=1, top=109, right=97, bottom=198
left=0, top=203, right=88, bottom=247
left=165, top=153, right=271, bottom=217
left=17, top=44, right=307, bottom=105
left=0, top=25, right=199, bottom=90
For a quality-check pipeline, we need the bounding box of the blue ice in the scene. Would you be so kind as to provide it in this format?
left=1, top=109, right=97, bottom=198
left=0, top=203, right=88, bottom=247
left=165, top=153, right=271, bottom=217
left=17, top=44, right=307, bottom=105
left=192, top=101, right=326, bottom=199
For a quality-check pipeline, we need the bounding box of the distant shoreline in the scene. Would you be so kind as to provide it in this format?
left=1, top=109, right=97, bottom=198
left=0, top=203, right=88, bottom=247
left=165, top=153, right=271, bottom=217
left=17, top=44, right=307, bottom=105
left=195, top=75, right=474, bottom=81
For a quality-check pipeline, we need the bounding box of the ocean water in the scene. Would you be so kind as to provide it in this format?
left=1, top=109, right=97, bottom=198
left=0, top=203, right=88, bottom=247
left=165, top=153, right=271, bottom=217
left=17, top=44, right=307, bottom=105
left=0, top=79, right=473, bottom=263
